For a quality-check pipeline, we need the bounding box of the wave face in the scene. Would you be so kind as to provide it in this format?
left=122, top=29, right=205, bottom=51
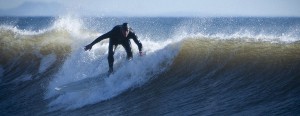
left=155, top=38, right=300, bottom=115
left=0, top=16, right=300, bottom=115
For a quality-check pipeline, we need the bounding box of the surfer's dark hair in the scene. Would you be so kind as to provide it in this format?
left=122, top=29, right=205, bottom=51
left=122, top=23, right=129, bottom=30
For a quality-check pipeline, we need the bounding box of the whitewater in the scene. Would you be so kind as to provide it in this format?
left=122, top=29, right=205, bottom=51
left=0, top=16, right=300, bottom=115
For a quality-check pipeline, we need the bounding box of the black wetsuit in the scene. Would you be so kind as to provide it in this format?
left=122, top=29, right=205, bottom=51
left=89, top=25, right=143, bottom=71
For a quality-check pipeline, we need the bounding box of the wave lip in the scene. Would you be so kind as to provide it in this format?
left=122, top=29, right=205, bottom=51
left=0, top=24, right=73, bottom=84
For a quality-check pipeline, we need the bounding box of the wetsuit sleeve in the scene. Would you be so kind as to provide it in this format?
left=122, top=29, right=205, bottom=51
left=131, top=32, right=143, bottom=51
left=90, top=31, right=111, bottom=46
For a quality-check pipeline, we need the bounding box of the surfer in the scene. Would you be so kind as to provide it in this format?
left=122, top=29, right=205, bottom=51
left=84, top=23, right=143, bottom=74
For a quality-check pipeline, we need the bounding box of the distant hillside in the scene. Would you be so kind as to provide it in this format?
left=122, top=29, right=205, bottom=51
left=0, top=2, right=66, bottom=16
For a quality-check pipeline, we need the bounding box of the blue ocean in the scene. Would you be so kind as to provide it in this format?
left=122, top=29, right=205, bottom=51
left=0, top=16, right=300, bottom=115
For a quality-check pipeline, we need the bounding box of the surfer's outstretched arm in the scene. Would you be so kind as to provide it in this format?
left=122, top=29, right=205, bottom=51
left=130, top=32, right=143, bottom=55
left=85, top=32, right=111, bottom=51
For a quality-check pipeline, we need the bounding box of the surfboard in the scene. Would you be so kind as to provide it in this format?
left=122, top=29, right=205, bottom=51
left=55, top=73, right=108, bottom=93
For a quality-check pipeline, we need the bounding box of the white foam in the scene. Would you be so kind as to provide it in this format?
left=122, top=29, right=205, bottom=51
left=179, top=30, right=300, bottom=44
left=45, top=38, right=181, bottom=110
left=175, top=18, right=300, bottom=43
left=51, top=15, right=84, bottom=37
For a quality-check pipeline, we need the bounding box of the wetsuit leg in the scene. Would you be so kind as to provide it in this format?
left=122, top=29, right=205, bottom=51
left=121, top=40, right=133, bottom=60
left=108, top=44, right=117, bottom=72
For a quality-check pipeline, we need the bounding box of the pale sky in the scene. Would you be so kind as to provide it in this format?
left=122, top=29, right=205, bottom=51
left=0, top=0, right=299, bottom=17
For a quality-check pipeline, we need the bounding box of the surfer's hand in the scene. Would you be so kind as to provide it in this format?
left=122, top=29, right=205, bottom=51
left=84, top=44, right=93, bottom=51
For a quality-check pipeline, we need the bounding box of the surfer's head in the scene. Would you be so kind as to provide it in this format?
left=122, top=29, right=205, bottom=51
left=121, top=23, right=129, bottom=37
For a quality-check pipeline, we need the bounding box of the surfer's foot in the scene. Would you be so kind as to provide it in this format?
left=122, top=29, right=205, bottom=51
left=127, top=56, right=132, bottom=61
left=108, top=67, right=113, bottom=74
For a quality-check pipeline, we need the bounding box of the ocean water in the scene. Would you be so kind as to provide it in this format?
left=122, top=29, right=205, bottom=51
left=0, top=16, right=300, bottom=115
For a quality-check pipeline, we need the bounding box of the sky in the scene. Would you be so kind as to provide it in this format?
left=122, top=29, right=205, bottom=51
left=0, top=0, right=299, bottom=17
